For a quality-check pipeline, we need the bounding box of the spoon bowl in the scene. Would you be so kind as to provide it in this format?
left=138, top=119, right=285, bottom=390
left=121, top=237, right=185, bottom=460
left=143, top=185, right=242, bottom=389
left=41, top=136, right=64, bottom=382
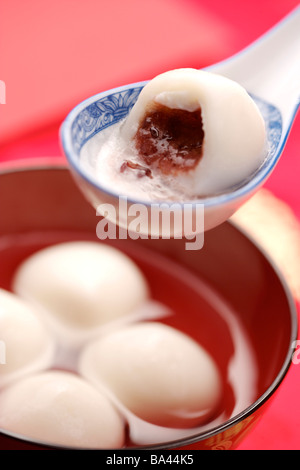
left=61, top=6, right=300, bottom=239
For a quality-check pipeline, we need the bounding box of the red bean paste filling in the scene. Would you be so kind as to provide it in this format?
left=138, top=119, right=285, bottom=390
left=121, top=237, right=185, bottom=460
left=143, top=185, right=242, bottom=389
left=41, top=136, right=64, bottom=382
left=121, top=103, right=204, bottom=178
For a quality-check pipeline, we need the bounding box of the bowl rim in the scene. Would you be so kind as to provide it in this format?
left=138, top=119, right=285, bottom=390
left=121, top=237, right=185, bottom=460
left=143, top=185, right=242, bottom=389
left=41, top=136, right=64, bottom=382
left=59, top=79, right=295, bottom=211
left=0, top=162, right=298, bottom=450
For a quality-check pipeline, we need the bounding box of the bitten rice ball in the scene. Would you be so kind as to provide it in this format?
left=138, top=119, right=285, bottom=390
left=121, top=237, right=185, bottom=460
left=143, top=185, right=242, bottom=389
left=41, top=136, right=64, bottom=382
left=120, top=68, right=266, bottom=197
left=90, top=68, right=266, bottom=202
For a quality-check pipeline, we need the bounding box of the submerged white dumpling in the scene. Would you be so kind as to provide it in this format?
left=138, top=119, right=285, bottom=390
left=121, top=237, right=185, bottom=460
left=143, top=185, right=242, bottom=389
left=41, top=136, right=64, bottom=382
left=0, top=289, right=54, bottom=389
left=0, top=371, right=125, bottom=448
left=12, top=242, right=149, bottom=344
left=79, top=322, right=222, bottom=428
left=120, top=68, right=266, bottom=197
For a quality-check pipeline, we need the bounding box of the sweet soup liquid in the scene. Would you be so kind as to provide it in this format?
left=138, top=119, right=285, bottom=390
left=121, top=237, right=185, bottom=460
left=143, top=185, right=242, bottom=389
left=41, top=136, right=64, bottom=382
left=0, top=231, right=258, bottom=448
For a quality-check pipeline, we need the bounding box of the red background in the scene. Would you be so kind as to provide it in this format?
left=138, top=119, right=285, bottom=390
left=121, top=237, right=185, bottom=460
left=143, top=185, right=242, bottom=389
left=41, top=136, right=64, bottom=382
left=1, top=0, right=299, bottom=450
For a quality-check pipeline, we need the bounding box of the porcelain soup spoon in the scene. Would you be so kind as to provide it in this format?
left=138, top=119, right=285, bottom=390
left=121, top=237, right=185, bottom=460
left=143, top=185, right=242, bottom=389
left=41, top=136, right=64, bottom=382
left=61, top=6, right=300, bottom=243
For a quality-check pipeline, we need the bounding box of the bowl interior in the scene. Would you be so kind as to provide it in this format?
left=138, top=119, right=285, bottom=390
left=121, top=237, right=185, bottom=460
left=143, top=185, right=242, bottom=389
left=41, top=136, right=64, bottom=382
left=0, top=164, right=297, bottom=450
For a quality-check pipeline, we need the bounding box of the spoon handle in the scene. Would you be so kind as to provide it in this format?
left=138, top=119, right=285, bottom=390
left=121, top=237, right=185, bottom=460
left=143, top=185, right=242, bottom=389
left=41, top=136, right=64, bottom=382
left=209, top=6, right=300, bottom=123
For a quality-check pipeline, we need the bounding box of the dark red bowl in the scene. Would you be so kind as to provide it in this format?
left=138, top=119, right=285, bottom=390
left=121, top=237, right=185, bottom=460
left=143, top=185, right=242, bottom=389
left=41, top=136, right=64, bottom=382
left=0, top=162, right=297, bottom=450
